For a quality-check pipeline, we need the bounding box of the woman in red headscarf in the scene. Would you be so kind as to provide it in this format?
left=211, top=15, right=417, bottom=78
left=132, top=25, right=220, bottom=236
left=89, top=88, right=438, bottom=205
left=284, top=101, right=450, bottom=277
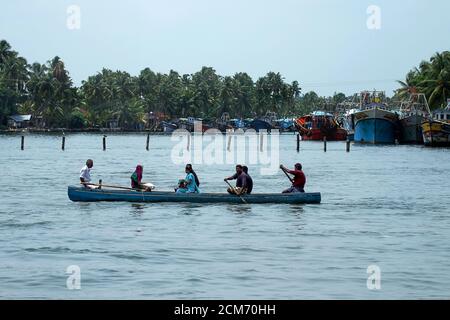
left=131, top=165, right=144, bottom=189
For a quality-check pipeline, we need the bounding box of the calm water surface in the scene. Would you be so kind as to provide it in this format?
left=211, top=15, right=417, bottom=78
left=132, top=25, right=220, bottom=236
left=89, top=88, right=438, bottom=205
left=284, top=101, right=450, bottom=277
left=0, top=133, right=449, bottom=299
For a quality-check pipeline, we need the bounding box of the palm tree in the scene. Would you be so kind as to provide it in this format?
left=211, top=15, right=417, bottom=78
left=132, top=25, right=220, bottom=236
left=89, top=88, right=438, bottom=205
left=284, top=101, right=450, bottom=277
left=0, top=40, right=12, bottom=65
left=0, top=42, right=29, bottom=125
left=397, top=51, right=450, bottom=109
left=51, top=56, right=68, bottom=83
left=3, top=53, right=28, bottom=93
left=233, top=72, right=255, bottom=118
left=420, top=51, right=450, bottom=108
left=396, top=69, right=420, bottom=100
left=113, top=98, right=144, bottom=129
left=218, top=76, right=236, bottom=117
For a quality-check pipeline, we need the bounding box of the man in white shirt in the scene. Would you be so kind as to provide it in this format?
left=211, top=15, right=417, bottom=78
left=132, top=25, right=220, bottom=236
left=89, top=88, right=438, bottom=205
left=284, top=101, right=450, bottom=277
left=80, top=159, right=95, bottom=188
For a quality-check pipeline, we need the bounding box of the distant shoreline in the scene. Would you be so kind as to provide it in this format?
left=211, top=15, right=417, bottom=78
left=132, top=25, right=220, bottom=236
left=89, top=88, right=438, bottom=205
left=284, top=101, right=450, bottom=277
left=0, top=129, right=296, bottom=135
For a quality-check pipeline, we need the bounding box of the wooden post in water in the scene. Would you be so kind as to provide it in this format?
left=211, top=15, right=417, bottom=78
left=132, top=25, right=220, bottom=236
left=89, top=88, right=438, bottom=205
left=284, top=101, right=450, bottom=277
left=187, top=133, right=191, bottom=151
left=323, top=136, right=327, bottom=152
left=429, top=120, right=434, bottom=145
left=103, top=135, right=107, bottom=151
left=346, top=139, right=350, bottom=152
left=296, top=134, right=300, bottom=152
left=259, top=132, right=264, bottom=152
left=62, top=135, right=66, bottom=151
left=146, top=133, right=150, bottom=151
left=21, top=135, right=24, bottom=150
left=227, top=130, right=232, bottom=152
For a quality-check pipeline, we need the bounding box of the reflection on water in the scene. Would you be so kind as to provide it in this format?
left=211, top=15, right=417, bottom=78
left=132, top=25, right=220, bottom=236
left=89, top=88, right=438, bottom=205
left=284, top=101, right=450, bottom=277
left=288, top=204, right=305, bottom=216
left=225, top=203, right=252, bottom=215
left=76, top=202, right=93, bottom=211
left=130, top=203, right=146, bottom=216
left=178, top=203, right=203, bottom=216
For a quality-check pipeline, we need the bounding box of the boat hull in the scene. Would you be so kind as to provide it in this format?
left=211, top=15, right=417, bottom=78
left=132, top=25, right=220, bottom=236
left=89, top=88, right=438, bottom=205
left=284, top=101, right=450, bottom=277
left=400, top=115, right=425, bottom=144
left=354, top=108, right=398, bottom=144
left=421, top=121, right=450, bottom=147
left=295, top=113, right=347, bottom=141
left=346, top=131, right=354, bottom=141
left=250, top=120, right=273, bottom=133
left=161, top=121, right=177, bottom=133
left=300, top=128, right=347, bottom=141
left=68, top=186, right=321, bottom=204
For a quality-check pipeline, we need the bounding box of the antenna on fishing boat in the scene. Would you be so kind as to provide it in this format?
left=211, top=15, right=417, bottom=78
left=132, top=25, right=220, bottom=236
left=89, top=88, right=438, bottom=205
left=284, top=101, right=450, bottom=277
left=400, top=93, right=431, bottom=117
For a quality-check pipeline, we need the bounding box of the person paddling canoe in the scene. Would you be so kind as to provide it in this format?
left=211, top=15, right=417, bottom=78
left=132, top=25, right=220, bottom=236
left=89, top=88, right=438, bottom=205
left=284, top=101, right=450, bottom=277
left=131, top=165, right=152, bottom=191
left=224, top=164, right=249, bottom=195
left=280, top=163, right=306, bottom=193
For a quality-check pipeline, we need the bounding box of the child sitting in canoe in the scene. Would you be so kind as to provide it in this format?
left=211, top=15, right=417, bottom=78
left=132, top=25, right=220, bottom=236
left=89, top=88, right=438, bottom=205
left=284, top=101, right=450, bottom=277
left=175, top=164, right=200, bottom=194
left=131, top=165, right=154, bottom=191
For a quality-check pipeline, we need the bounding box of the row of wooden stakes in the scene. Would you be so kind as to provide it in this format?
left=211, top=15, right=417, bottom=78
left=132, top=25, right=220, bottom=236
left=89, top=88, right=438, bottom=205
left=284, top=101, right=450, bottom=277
left=18, top=134, right=351, bottom=152
left=296, top=134, right=351, bottom=152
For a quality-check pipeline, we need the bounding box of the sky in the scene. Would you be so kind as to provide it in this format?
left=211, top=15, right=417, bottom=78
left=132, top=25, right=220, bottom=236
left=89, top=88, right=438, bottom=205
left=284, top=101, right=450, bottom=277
left=1, top=0, right=449, bottom=96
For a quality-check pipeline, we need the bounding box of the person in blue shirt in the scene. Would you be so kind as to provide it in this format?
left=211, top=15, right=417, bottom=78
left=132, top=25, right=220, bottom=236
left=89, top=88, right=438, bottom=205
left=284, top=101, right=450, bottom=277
left=176, top=164, right=200, bottom=194
left=186, top=164, right=200, bottom=188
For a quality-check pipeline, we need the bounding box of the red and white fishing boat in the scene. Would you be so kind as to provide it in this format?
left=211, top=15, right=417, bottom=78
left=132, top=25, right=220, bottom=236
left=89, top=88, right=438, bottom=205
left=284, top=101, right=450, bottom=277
left=295, top=111, right=347, bottom=141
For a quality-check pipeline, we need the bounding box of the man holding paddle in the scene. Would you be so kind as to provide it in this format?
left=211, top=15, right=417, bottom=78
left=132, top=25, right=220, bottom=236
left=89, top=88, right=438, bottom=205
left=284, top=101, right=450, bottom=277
left=280, top=163, right=306, bottom=193
left=224, top=164, right=250, bottom=196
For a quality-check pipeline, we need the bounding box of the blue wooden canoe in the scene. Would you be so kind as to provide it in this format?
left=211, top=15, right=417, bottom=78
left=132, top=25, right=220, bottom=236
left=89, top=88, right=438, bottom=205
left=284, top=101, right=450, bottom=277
left=68, top=186, right=321, bottom=204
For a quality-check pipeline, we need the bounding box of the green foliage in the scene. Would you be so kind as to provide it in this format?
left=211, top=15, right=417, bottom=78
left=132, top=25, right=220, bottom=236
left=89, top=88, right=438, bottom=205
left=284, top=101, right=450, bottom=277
left=396, top=51, right=450, bottom=109
left=0, top=39, right=311, bottom=128
left=68, top=109, right=87, bottom=129
left=3, top=38, right=447, bottom=129
left=0, top=40, right=28, bottom=125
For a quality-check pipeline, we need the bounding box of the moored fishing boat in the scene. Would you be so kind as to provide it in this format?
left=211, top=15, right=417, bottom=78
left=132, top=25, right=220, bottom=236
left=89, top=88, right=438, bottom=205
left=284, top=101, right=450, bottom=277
left=353, top=91, right=400, bottom=144
left=421, top=99, right=450, bottom=147
left=250, top=119, right=273, bottom=132
left=341, top=108, right=359, bottom=141
left=228, top=118, right=246, bottom=130
left=275, top=118, right=295, bottom=132
left=250, top=111, right=277, bottom=132
left=335, top=99, right=360, bottom=141
left=67, top=186, right=321, bottom=204
left=216, top=113, right=233, bottom=133
left=160, top=121, right=178, bottom=133
left=295, top=111, right=347, bottom=141
left=399, top=93, right=431, bottom=144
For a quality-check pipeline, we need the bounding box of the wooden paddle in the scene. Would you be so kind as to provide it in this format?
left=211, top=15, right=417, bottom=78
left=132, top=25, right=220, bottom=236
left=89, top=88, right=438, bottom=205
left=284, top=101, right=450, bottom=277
left=80, top=182, right=149, bottom=191
left=280, top=165, right=294, bottom=184
left=224, top=179, right=248, bottom=204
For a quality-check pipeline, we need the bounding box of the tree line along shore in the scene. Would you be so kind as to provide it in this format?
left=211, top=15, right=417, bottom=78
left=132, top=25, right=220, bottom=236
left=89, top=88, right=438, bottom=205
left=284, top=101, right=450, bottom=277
left=1, top=39, right=448, bottom=131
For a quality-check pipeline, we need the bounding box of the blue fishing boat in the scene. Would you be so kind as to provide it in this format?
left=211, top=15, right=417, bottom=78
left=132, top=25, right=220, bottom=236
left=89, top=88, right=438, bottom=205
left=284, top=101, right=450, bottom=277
left=353, top=91, right=399, bottom=144
left=228, top=118, right=245, bottom=130
left=275, top=118, right=295, bottom=132
left=249, top=111, right=277, bottom=132
left=250, top=119, right=273, bottom=132
left=68, top=186, right=321, bottom=204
